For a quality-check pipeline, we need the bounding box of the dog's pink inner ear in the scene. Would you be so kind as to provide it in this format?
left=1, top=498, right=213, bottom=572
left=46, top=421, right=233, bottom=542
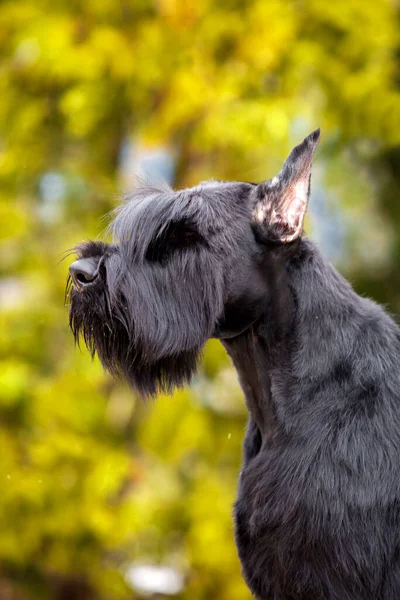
left=253, top=129, right=320, bottom=243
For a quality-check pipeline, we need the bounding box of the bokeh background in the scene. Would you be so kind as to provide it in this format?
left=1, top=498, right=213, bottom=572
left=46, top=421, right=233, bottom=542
left=2, top=0, right=400, bottom=598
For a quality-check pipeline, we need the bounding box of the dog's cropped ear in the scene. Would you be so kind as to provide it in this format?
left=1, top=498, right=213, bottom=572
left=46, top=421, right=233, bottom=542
left=253, top=129, right=320, bottom=243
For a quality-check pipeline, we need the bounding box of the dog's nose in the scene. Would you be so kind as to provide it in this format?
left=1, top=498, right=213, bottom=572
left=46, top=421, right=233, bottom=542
left=69, top=257, right=100, bottom=288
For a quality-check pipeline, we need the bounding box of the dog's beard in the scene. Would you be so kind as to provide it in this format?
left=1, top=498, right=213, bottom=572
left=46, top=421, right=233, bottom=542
left=68, top=281, right=203, bottom=398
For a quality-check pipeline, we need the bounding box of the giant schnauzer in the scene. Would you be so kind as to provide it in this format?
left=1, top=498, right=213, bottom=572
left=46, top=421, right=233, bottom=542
left=68, top=130, right=400, bottom=600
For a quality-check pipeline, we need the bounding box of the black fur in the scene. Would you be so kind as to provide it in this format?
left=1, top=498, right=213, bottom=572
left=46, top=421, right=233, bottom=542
left=67, top=131, right=400, bottom=599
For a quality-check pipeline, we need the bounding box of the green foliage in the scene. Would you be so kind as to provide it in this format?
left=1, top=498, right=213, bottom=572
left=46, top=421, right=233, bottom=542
left=2, top=0, right=400, bottom=598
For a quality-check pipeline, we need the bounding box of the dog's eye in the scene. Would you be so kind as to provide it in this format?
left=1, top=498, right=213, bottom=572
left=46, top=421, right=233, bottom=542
left=146, top=219, right=205, bottom=264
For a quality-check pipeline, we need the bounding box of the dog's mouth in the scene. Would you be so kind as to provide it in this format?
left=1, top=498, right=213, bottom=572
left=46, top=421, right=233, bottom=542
left=65, top=253, right=110, bottom=343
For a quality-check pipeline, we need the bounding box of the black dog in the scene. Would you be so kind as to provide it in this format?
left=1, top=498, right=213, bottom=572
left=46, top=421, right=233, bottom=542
left=68, top=130, right=400, bottom=600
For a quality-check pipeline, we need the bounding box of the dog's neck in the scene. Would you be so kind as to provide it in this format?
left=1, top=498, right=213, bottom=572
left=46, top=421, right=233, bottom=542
left=222, top=326, right=278, bottom=435
left=222, top=238, right=362, bottom=436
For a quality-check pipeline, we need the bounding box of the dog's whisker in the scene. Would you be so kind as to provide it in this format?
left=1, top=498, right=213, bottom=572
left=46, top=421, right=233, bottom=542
left=58, top=249, right=78, bottom=266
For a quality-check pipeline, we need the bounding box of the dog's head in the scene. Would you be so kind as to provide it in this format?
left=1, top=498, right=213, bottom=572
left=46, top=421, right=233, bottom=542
left=68, top=130, right=319, bottom=396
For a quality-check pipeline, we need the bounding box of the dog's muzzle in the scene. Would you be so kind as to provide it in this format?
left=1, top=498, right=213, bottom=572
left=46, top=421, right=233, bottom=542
left=69, top=257, right=101, bottom=289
